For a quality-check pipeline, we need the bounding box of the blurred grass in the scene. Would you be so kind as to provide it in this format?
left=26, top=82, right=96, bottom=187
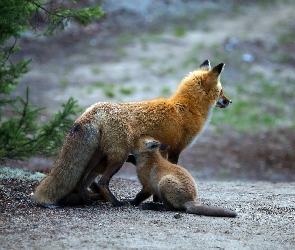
left=211, top=73, right=295, bottom=132
left=88, top=81, right=136, bottom=98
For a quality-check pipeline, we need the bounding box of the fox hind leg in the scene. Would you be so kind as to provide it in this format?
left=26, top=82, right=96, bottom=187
left=83, top=155, right=109, bottom=197
left=76, top=147, right=105, bottom=204
left=97, top=156, right=128, bottom=207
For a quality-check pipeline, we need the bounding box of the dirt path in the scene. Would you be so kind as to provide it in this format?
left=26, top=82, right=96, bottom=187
left=1, top=173, right=295, bottom=250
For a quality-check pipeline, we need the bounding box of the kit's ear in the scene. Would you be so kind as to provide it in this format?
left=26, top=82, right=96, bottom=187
left=211, top=63, right=225, bottom=76
left=199, top=59, right=211, bottom=71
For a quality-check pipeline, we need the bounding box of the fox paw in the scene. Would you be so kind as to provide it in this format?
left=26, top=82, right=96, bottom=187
left=127, top=199, right=140, bottom=206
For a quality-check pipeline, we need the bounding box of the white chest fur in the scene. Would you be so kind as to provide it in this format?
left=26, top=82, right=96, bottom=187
left=189, top=105, right=214, bottom=147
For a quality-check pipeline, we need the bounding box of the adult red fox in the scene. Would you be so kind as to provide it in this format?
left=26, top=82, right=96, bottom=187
left=129, top=136, right=237, bottom=217
left=32, top=60, right=232, bottom=207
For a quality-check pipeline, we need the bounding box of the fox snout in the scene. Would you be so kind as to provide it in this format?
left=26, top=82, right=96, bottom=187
left=216, top=94, right=232, bottom=108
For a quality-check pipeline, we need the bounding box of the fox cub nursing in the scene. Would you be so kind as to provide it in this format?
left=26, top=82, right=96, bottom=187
left=130, top=136, right=237, bottom=217
left=32, top=60, right=232, bottom=208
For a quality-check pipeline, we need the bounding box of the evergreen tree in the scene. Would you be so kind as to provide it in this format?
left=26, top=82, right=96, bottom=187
left=0, top=0, right=105, bottom=163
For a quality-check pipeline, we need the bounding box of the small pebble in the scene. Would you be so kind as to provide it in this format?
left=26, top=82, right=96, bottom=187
left=174, top=213, right=182, bottom=219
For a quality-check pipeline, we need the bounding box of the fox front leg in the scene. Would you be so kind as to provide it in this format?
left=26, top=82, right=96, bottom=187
left=126, top=154, right=136, bottom=165
left=126, top=155, right=159, bottom=202
left=153, top=194, right=161, bottom=202
left=129, top=188, right=152, bottom=206
left=167, top=151, right=180, bottom=164
left=141, top=202, right=167, bottom=211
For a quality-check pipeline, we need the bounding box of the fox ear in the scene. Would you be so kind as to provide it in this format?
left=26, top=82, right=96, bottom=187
left=199, top=60, right=211, bottom=71
left=145, top=140, right=161, bottom=151
left=211, top=63, right=225, bottom=75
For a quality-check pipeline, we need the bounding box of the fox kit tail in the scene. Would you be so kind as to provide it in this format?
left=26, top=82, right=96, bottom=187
left=185, top=202, right=237, bottom=217
left=32, top=122, right=101, bottom=207
left=142, top=201, right=237, bottom=217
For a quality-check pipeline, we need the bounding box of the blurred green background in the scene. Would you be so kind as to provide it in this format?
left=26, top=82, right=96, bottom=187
left=7, top=0, right=295, bottom=180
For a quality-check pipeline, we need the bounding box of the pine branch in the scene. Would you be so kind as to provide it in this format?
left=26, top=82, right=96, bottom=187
left=0, top=89, right=80, bottom=162
left=0, top=0, right=104, bottom=163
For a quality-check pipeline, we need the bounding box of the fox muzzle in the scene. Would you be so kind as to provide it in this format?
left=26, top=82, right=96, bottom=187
left=215, top=98, right=232, bottom=108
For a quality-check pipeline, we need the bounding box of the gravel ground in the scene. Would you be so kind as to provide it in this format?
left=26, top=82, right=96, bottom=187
left=1, top=171, right=295, bottom=250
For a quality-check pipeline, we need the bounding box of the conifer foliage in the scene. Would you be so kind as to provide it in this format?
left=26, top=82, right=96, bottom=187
left=0, top=0, right=105, bottom=163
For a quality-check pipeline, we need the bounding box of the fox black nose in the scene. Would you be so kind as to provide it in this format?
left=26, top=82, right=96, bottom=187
left=216, top=98, right=232, bottom=108
left=224, top=100, right=231, bottom=106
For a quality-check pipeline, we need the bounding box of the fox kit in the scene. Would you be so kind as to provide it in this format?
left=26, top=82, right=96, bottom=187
left=32, top=60, right=232, bottom=208
left=130, top=136, right=237, bottom=217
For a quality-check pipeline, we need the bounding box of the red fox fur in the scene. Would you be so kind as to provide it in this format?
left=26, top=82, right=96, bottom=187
left=130, top=136, right=237, bottom=217
left=32, top=60, right=232, bottom=207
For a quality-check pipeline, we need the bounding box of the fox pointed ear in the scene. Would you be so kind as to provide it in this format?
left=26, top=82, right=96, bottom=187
left=145, top=140, right=161, bottom=151
left=199, top=60, right=211, bottom=71
left=211, top=63, right=225, bottom=75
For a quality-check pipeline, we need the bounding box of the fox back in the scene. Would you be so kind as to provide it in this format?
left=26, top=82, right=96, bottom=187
left=77, top=60, right=231, bottom=164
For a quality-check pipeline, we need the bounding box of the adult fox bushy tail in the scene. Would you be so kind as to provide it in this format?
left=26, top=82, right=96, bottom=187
left=130, top=136, right=237, bottom=217
left=32, top=123, right=101, bottom=207
left=32, top=60, right=232, bottom=207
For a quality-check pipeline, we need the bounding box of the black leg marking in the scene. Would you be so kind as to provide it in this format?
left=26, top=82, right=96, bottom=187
left=153, top=194, right=161, bottom=202
left=98, top=160, right=127, bottom=207
left=129, top=189, right=152, bottom=206
left=167, top=151, right=180, bottom=164
left=142, top=202, right=167, bottom=211
left=126, top=154, right=136, bottom=165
